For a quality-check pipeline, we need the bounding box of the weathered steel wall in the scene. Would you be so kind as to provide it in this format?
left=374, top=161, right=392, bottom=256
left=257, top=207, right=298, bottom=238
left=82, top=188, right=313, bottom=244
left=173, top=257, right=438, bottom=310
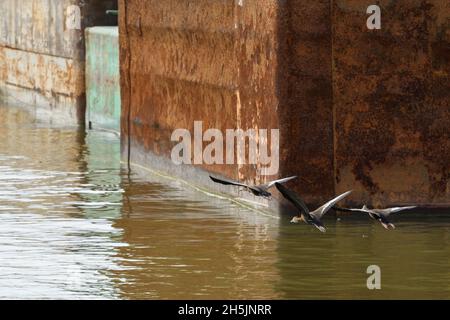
left=0, top=0, right=118, bottom=125
left=119, top=0, right=288, bottom=204
left=333, top=0, right=450, bottom=206
left=120, top=0, right=449, bottom=206
left=86, top=27, right=121, bottom=132
left=278, top=0, right=335, bottom=203
left=120, top=0, right=239, bottom=181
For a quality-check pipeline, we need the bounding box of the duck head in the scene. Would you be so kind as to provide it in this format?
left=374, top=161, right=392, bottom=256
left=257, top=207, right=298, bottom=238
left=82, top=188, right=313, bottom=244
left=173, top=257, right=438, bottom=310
left=290, top=215, right=303, bottom=223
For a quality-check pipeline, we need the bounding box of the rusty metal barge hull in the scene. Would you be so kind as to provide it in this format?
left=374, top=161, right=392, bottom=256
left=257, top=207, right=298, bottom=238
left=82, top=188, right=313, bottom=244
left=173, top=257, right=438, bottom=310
left=119, top=0, right=449, bottom=208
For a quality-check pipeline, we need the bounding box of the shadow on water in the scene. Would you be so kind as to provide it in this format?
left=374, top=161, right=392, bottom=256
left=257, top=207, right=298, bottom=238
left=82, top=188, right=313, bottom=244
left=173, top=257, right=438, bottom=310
left=0, top=105, right=449, bottom=299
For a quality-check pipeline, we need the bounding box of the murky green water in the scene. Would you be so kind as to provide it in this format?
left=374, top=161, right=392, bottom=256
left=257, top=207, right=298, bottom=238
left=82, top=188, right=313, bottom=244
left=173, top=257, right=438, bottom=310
left=0, top=105, right=449, bottom=299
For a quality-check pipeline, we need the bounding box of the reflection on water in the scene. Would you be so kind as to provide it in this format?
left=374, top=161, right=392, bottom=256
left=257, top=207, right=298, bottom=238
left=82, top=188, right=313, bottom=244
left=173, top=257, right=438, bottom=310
left=0, top=105, right=449, bottom=299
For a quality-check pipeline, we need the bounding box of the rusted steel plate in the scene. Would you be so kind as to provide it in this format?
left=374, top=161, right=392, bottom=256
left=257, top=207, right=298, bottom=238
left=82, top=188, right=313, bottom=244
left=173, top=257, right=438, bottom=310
left=0, top=47, right=85, bottom=97
left=0, top=0, right=118, bottom=125
left=333, top=0, right=450, bottom=206
left=120, top=0, right=449, bottom=206
left=119, top=0, right=240, bottom=181
left=118, top=0, right=341, bottom=205
left=0, top=0, right=83, bottom=60
left=0, top=0, right=118, bottom=60
left=277, top=0, right=335, bottom=204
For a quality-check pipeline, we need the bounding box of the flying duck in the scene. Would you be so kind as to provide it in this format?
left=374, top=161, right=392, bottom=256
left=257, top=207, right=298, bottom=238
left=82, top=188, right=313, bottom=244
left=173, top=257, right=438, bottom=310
left=209, top=175, right=297, bottom=198
left=275, top=182, right=352, bottom=233
left=333, top=205, right=417, bottom=229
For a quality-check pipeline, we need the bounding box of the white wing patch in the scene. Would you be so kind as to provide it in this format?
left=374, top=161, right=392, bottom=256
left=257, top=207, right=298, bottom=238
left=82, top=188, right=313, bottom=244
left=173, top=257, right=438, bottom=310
left=376, top=206, right=417, bottom=216
left=310, top=190, right=352, bottom=219
left=266, top=176, right=297, bottom=188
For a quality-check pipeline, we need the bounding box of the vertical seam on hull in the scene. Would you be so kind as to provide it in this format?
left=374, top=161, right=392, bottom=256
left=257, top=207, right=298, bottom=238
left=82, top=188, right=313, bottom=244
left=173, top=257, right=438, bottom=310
left=124, top=0, right=132, bottom=173
left=331, top=0, right=337, bottom=196
left=234, top=0, right=242, bottom=191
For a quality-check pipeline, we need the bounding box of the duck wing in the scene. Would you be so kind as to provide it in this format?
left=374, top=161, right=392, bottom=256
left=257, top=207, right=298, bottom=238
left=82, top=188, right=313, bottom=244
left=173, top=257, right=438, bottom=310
left=310, top=217, right=327, bottom=233
left=262, top=176, right=297, bottom=189
left=209, top=175, right=249, bottom=188
left=275, top=183, right=310, bottom=216
left=374, top=206, right=417, bottom=217
left=310, top=190, right=352, bottom=220
left=333, top=206, right=369, bottom=214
